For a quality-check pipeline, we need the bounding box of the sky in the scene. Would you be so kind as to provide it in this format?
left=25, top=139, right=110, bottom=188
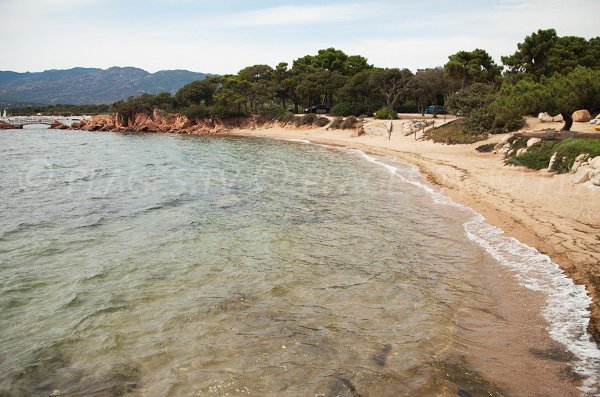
left=0, top=0, right=598, bottom=74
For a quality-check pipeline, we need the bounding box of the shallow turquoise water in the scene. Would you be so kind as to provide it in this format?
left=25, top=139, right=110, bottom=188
left=0, top=129, right=596, bottom=396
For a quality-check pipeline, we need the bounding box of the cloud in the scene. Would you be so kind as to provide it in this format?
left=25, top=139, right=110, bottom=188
left=216, top=4, right=373, bottom=28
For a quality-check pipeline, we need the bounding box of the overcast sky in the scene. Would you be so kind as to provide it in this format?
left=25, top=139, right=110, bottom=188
left=0, top=0, right=598, bottom=74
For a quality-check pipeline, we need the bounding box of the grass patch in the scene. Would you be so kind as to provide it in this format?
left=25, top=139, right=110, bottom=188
left=551, top=139, right=600, bottom=173
left=505, top=138, right=600, bottom=173
left=424, top=119, right=488, bottom=144
left=506, top=141, right=557, bottom=169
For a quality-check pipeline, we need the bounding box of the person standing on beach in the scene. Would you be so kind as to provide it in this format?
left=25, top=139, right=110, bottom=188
left=386, top=117, right=393, bottom=140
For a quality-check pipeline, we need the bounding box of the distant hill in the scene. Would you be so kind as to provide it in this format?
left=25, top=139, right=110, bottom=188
left=0, top=67, right=212, bottom=105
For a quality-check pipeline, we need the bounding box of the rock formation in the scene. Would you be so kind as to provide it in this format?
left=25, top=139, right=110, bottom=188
left=50, top=121, right=69, bottom=130
left=71, top=110, right=255, bottom=135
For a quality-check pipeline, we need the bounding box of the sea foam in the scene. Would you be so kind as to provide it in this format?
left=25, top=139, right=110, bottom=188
left=342, top=147, right=600, bottom=395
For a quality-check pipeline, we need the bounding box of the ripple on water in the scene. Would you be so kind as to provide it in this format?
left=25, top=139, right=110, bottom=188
left=0, top=130, right=597, bottom=396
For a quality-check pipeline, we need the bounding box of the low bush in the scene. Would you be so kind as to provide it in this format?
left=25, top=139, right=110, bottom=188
left=317, top=117, right=330, bottom=127
left=331, top=102, right=369, bottom=117
left=475, top=143, right=496, bottom=153
left=505, top=138, right=600, bottom=173
left=294, top=114, right=322, bottom=127
left=505, top=141, right=557, bottom=170
left=278, top=112, right=296, bottom=125
left=423, top=119, right=488, bottom=144
left=550, top=139, right=600, bottom=173
left=329, top=116, right=360, bottom=130
left=374, top=107, right=398, bottom=120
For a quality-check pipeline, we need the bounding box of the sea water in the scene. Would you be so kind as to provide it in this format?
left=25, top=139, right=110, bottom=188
left=0, top=129, right=598, bottom=396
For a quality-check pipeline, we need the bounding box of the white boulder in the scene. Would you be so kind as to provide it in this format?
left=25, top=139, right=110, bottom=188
left=538, top=112, right=564, bottom=122
left=547, top=153, right=557, bottom=171
left=588, top=156, right=600, bottom=169
left=527, top=138, right=542, bottom=147
left=494, top=141, right=506, bottom=150
left=571, top=166, right=592, bottom=184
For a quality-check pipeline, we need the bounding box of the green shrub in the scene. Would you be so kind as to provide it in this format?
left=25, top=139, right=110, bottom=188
left=330, top=117, right=343, bottom=129
left=278, top=112, right=296, bottom=125
left=476, top=143, right=496, bottom=153
left=331, top=102, right=369, bottom=117
left=375, top=107, right=398, bottom=119
left=424, top=119, right=488, bottom=144
left=211, top=105, right=248, bottom=119
left=180, top=104, right=210, bottom=120
left=295, top=114, right=319, bottom=127
left=396, top=99, right=419, bottom=113
left=317, top=117, right=330, bottom=127
left=505, top=141, right=557, bottom=169
left=551, top=139, right=600, bottom=173
left=446, top=83, right=496, bottom=117
left=257, top=104, right=287, bottom=119
left=463, top=107, right=496, bottom=134
left=505, top=139, right=600, bottom=173
left=329, top=116, right=360, bottom=129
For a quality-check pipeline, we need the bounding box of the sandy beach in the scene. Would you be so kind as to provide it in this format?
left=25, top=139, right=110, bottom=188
left=230, top=116, right=600, bottom=343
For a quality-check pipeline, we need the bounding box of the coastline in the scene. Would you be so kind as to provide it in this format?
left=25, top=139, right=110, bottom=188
left=227, top=123, right=600, bottom=346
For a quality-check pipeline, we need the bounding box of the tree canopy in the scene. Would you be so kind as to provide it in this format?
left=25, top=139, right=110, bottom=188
left=502, top=29, right=600, bottom=79
left=444, top=49, right=502, bottom=89
left=97, top=30, right=599, bottom=133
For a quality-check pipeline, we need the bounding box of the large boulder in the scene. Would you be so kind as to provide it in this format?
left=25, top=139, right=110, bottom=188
left=572, top=109, right=591, bottom=122
left=571, top=166, right=592, bottom=184
left=526, top=137, right=542, bottom=147
left=588, top=156, right=600, bottom=169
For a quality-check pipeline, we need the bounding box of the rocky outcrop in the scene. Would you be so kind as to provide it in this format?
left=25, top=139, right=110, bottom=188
left=50, top=121, right=69, bottom=130
left=572, top=109, right=591, bottom=122
left=71, top=110, right=256, bottom=135
left=0, top=121, right=18, bottom=130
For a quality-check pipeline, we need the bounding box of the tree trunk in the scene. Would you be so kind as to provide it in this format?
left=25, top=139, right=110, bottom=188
left=561, top=112, right=573, bottom=131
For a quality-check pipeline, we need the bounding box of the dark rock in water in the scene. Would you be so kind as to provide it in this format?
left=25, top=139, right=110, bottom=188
left=458, top=389, right=473, bottom=397
left=372, top=343, right=393, bottom=367
left=329, top=377, right=362, bottom=397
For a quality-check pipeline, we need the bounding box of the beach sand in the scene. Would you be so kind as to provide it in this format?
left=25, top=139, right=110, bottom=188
left=230, top=116, right=600, bottom=343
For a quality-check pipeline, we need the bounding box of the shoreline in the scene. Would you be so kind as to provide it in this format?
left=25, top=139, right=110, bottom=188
left=227, top=124, right=600, bottom=346
left=5, top=125, right=600, bottom=394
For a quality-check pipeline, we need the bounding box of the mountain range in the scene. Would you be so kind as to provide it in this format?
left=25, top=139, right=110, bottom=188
left=0, top=67, right=211, bottom=105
